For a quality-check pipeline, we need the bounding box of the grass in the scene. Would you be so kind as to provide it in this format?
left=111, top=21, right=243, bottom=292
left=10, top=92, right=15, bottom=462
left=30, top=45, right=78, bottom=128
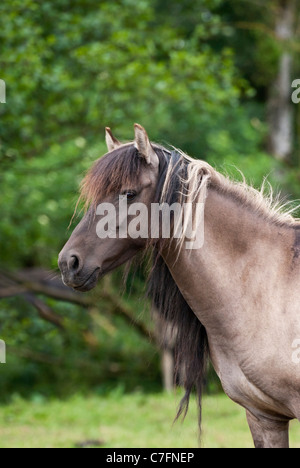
left=0, top=390, right=299, bottom=448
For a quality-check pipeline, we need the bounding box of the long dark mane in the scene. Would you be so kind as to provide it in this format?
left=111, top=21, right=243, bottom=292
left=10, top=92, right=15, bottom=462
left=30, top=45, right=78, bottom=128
left=80, top=143, right=209, bottom=429
left=148, top=148, right=209, bottom=428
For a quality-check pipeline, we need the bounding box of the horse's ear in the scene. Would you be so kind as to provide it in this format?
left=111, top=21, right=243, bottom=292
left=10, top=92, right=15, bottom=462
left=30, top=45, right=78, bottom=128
left=134, top=124, right=159, bottom=167
left=105, top=127, right=121, bottom=152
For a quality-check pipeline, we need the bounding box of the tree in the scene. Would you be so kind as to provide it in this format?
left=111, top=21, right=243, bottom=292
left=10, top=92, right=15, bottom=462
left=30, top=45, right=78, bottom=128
left=267, top=0, right=297, bottom=161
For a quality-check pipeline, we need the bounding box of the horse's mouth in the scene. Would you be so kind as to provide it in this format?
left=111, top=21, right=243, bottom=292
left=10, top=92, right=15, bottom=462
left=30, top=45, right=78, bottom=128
left=73, top=268, right=101, bottom=292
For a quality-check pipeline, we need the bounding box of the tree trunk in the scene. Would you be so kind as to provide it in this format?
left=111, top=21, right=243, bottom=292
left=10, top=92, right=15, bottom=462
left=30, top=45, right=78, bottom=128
left=267, top=0, right=296, bottom=161
left=152, top=307, right=176, bottom=392
left=161, top=348, right=175, bottom=392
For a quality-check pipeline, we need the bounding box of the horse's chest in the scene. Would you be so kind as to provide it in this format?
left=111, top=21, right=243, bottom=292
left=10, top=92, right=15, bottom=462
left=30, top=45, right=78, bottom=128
left=216, top=359, right=295, bottom=419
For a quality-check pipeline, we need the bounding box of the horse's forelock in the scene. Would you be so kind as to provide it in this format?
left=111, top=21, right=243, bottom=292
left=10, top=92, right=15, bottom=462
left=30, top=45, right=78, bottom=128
left=80, top=144, right=144, bottom=209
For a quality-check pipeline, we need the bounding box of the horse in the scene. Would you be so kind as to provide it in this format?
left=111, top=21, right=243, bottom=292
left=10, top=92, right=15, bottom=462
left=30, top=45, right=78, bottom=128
left=58, top=124, right=300, bottom=448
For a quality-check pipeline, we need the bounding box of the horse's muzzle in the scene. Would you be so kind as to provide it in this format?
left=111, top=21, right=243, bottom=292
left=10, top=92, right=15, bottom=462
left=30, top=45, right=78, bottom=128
left=58, top=250, right=100, bottom=292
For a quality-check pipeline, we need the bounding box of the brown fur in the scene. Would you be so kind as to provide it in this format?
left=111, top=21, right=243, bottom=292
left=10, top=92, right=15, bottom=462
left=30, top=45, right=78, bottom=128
left=59, top=127, right=300, bottom=448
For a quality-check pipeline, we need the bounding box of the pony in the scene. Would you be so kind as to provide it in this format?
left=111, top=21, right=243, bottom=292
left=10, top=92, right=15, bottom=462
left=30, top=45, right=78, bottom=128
left=59, top=124, right=300, bottom=448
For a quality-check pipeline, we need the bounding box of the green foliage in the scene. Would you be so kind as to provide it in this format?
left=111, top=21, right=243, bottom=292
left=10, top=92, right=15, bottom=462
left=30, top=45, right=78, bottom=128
left=0, top=0, right=247, bottom=269
left=0, top=292, right=160, bottom=399
left=0, top=138, right=103, bottom=267
left=0, top=0, right=240, bottom=159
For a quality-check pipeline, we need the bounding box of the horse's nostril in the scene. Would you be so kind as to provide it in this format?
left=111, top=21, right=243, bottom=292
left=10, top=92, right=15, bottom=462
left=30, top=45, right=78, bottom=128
left=68, top=254, right=80, bottom=272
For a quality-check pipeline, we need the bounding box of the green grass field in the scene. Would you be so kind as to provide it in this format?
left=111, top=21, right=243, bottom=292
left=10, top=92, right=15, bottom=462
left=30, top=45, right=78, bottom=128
left=0, top=390, right=299, bottom=448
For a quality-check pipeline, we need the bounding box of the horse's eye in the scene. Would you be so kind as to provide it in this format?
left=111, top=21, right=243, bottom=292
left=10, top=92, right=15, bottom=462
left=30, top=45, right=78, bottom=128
left=123, top=190, right=137, bottom=201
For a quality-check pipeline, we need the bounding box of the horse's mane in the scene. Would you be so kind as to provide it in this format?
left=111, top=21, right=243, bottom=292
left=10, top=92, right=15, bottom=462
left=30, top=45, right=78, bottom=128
left=78, top=142, right=299, bottom=432
left=81, top=142, right=299, bottom=226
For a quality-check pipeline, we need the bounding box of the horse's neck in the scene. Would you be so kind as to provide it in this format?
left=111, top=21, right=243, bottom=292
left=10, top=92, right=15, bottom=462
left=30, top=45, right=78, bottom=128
left=162, top=187, right=294, bottom=335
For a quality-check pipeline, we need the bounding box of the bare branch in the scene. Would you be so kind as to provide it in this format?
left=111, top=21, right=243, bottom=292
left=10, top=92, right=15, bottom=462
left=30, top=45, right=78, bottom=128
left=24, top=294, right=65, bottom=330
left=0, top=268, right=155, bottom=342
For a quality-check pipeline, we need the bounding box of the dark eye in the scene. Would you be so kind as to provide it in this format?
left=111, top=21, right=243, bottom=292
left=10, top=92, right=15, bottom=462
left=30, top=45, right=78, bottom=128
left=123, top=190, right=137, bottom=202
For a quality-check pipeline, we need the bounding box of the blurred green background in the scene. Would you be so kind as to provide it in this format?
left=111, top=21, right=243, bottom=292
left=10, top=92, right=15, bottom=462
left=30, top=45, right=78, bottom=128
left=0, top=0, right=300, bottom=448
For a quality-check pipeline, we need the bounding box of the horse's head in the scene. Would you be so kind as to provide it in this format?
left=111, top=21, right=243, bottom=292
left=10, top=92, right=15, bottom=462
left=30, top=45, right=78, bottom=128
left=58, top=124, right=162, bottom=291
